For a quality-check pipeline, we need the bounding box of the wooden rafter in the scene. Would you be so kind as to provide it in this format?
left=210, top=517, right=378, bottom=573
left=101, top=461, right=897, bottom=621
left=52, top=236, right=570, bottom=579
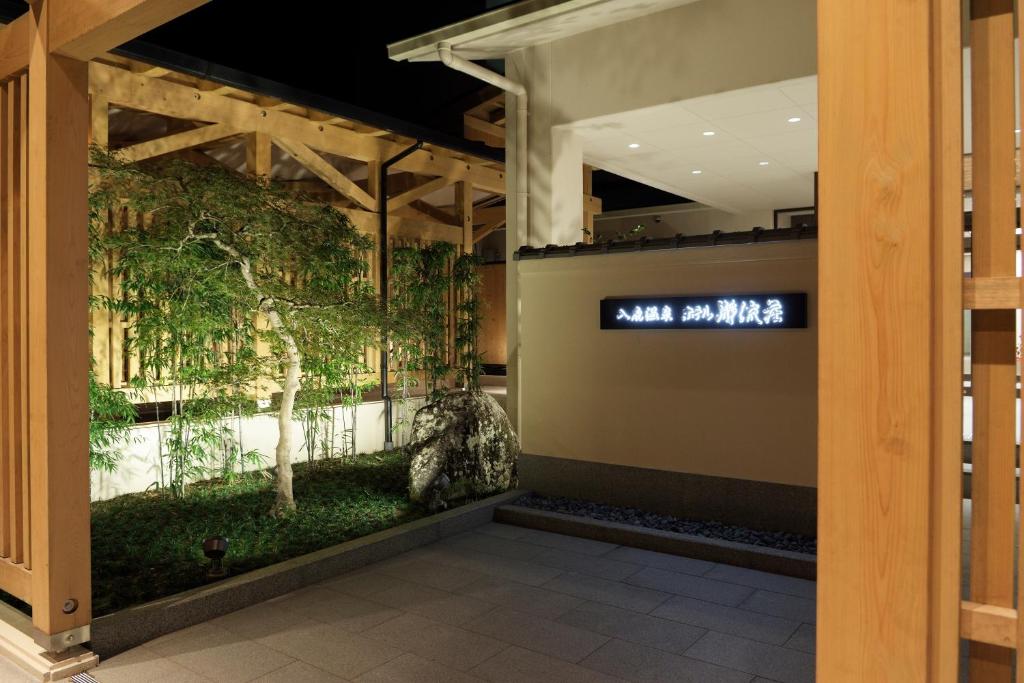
left=473, top=219, right=506, bottom=243
left=89, top=62, right=506, bottom=194
left=52, top=0, right=210, bottom=61
left=117, top=122, right=243, bottom=162
left=274, top=137, right=376, bottom=211
left=387, top=175, right=455, bottom=211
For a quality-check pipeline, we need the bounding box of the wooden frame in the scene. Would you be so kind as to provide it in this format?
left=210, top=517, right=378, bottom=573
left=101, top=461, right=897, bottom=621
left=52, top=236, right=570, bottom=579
left=0, top=0, right=211, bottom=653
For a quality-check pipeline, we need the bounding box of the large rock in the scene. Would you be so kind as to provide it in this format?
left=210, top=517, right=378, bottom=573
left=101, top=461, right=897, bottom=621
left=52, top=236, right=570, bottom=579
left=408, top=390, right=519, bottom=509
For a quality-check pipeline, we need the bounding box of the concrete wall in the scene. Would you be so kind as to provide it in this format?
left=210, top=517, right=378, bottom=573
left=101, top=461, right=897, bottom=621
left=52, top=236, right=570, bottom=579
left=518, top=239, right=817, bottom=488
left=91, top=398, right=424, bottom=501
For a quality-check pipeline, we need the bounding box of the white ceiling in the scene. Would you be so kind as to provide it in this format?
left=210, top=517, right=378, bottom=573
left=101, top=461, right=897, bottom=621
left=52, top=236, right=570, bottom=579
left=568, top=76, right=818, bottom=213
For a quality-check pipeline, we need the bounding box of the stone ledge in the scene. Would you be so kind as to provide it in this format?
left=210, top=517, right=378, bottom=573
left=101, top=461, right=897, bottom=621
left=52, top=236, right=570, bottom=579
left=89, top=489, right=526, bottom=659
left=494, top=504, right=816, bottom=581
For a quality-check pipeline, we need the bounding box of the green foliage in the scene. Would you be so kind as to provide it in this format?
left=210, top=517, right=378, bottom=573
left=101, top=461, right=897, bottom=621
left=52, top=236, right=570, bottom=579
left=88, top=369, right=137, bottom=473
left=453, top=253, right=484, bottom=390
left=90, top=450, right=421, bottom=616
left=88, top=149, right=380, bottom=501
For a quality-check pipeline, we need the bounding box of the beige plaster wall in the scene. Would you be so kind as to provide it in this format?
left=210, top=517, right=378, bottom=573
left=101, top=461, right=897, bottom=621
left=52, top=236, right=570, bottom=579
left=518, top=239, right=817, bottom=487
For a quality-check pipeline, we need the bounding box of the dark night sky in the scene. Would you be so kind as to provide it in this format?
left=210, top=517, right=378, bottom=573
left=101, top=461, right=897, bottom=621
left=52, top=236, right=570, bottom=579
left=0, top=0, right=686, bottom=209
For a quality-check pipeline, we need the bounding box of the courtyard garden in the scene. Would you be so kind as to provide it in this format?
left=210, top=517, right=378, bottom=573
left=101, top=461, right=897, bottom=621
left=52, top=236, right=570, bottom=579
left=80, top=150, right=511, bottom=616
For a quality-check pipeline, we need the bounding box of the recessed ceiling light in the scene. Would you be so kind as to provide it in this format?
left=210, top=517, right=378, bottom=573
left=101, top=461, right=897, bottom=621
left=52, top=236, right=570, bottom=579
left=787, top=116, right=802, bottom=123
left=702, top=131, right=715, bottom=136
left=628, top=143, right=640, bottom=149
left=758, top=161, right=770, bottom=166
left=691, top=169, right=703, bottom=175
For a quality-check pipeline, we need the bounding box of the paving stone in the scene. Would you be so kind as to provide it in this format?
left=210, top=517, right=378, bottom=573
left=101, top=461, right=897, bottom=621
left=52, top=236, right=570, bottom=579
left=438, top=531, right=548, bottom=561
left=256, top=619, right=403, bottom=679
left=531, top=547, right=642, bottom=581
left=543, top=572, right=672, bottom=613
left=211, top=601, right=312, bottom=641
left=92, top=645, right=211, bottom=683
left=249, top=661, right=346, bottom=682
left=740, top=589, right=817, bottom=624
left=784, top=623, right=815, bottom=654
left=469, top=645, right=626, bottom=683
left=377, top=556, right=487, bottom=591
left=0, top=653, right=34, bottom=683
left=603, top=546, right=717, bottom=576
left=471, top=522, right=527, bottom=540
left=324, top=568, right=413, bottom=597
left=626, top=566, right=756, bottom=606
left=365, top=612, right=507, bottom=671
left=652, top=595, right=801, bottom=646
left=370, top=577, right=496, bottom=625
left=509, top=527, right=620, bottom=556
left=145, top=623, right=294, bottom=683
left=557, top=600, right=707, bottom=654
left=355, top=652, right=485, bottom=682
left=465, top=606, right=610, bottom=663
left=581, top=638, right=754, bottom=682
left=285, top=586, right=403, bottom=632
left=686, top=630, right=815, bottom=683
left=704, top=565, right=816, bottom=600
left=416, top=544, right=564, bottom=586
left=455, top=575, right=585, bottom=620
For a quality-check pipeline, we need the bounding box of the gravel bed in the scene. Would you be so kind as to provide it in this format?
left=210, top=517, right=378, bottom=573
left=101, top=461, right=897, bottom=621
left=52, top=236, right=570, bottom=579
left=511, top=493, right=817, bottom=555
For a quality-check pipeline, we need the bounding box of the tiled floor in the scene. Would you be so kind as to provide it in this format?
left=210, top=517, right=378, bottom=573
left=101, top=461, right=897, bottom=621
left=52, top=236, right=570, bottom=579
left=91, top=522, right=816, bottom=682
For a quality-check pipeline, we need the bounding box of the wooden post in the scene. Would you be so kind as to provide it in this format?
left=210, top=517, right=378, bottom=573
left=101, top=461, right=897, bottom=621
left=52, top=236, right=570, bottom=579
left=968, top=1, right=1016, bottom=680
left=455, top=180, right=473, bottom=255
left=817, top=0, right=963, bottom=680
left=582, top=164, right=594, bottom=244
left=26, top=0, right=92, bottom=644
left=245, top=131, right=271, bottom=178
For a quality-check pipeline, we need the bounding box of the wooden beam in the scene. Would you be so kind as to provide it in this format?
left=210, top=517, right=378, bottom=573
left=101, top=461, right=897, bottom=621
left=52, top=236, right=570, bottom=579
left=89, top=94, right=108, bottom=148
left=961, top=601, right=1017, bottom=649
left=455, top=181, right=473, bottom=254
left=464, top=114, right=505, bottom=140
left=337, top=207, right=463, bottom=244
left=963, top=276, right=1023, bottom=309
left=473, top=219, right=505, bottom=243
left=387, top=175, right=454, bottom=212
left=275, top=137, right=376, bottom=211
left=0, top=15, right=30, bottom=82
left=817, top=0, right=963, bottom=679
left=117, top=122, right=242, bottom=162
left=50, top=0, right=210, bottom=61
left=473, top=205, right=506, bottom=226
left=26, top=1, right=92, bottom=637
left=88, top=62, right=507, bottom=194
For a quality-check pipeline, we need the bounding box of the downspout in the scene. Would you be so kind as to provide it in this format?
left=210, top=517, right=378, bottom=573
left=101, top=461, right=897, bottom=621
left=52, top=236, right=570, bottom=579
left=437, top=45, right=527, bottom=248
left=381, top=141, right=423, bottom=450
left=437, top=42, right=528, bottom=431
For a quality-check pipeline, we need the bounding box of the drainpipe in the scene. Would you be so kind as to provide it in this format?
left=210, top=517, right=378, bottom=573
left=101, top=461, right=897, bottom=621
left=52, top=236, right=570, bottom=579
left=437, top=45, right=527, bottom=246
left=381, top=141, right=423, bottom=450
left=437, top=42, right=528, bottom=431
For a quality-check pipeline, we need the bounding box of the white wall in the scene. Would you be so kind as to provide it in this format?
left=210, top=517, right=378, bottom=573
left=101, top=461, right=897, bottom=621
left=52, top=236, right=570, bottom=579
left=91, top=398, right=424, bottom=501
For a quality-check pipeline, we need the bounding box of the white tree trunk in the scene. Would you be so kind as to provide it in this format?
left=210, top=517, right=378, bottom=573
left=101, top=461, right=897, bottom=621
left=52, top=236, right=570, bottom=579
left=211, top=239, right=298, bottom=513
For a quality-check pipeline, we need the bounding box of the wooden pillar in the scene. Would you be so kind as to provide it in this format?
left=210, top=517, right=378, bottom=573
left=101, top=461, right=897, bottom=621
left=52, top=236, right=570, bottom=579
left=455, top=180, right=473, bottom=255
left=817, top=0, right=963, bottom=680
left=26, top=0, right=92, bottom=642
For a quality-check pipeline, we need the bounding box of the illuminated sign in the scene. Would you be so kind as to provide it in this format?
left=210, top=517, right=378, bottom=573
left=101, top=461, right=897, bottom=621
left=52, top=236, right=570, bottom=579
left=600, top=293, right=807, bottom=330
